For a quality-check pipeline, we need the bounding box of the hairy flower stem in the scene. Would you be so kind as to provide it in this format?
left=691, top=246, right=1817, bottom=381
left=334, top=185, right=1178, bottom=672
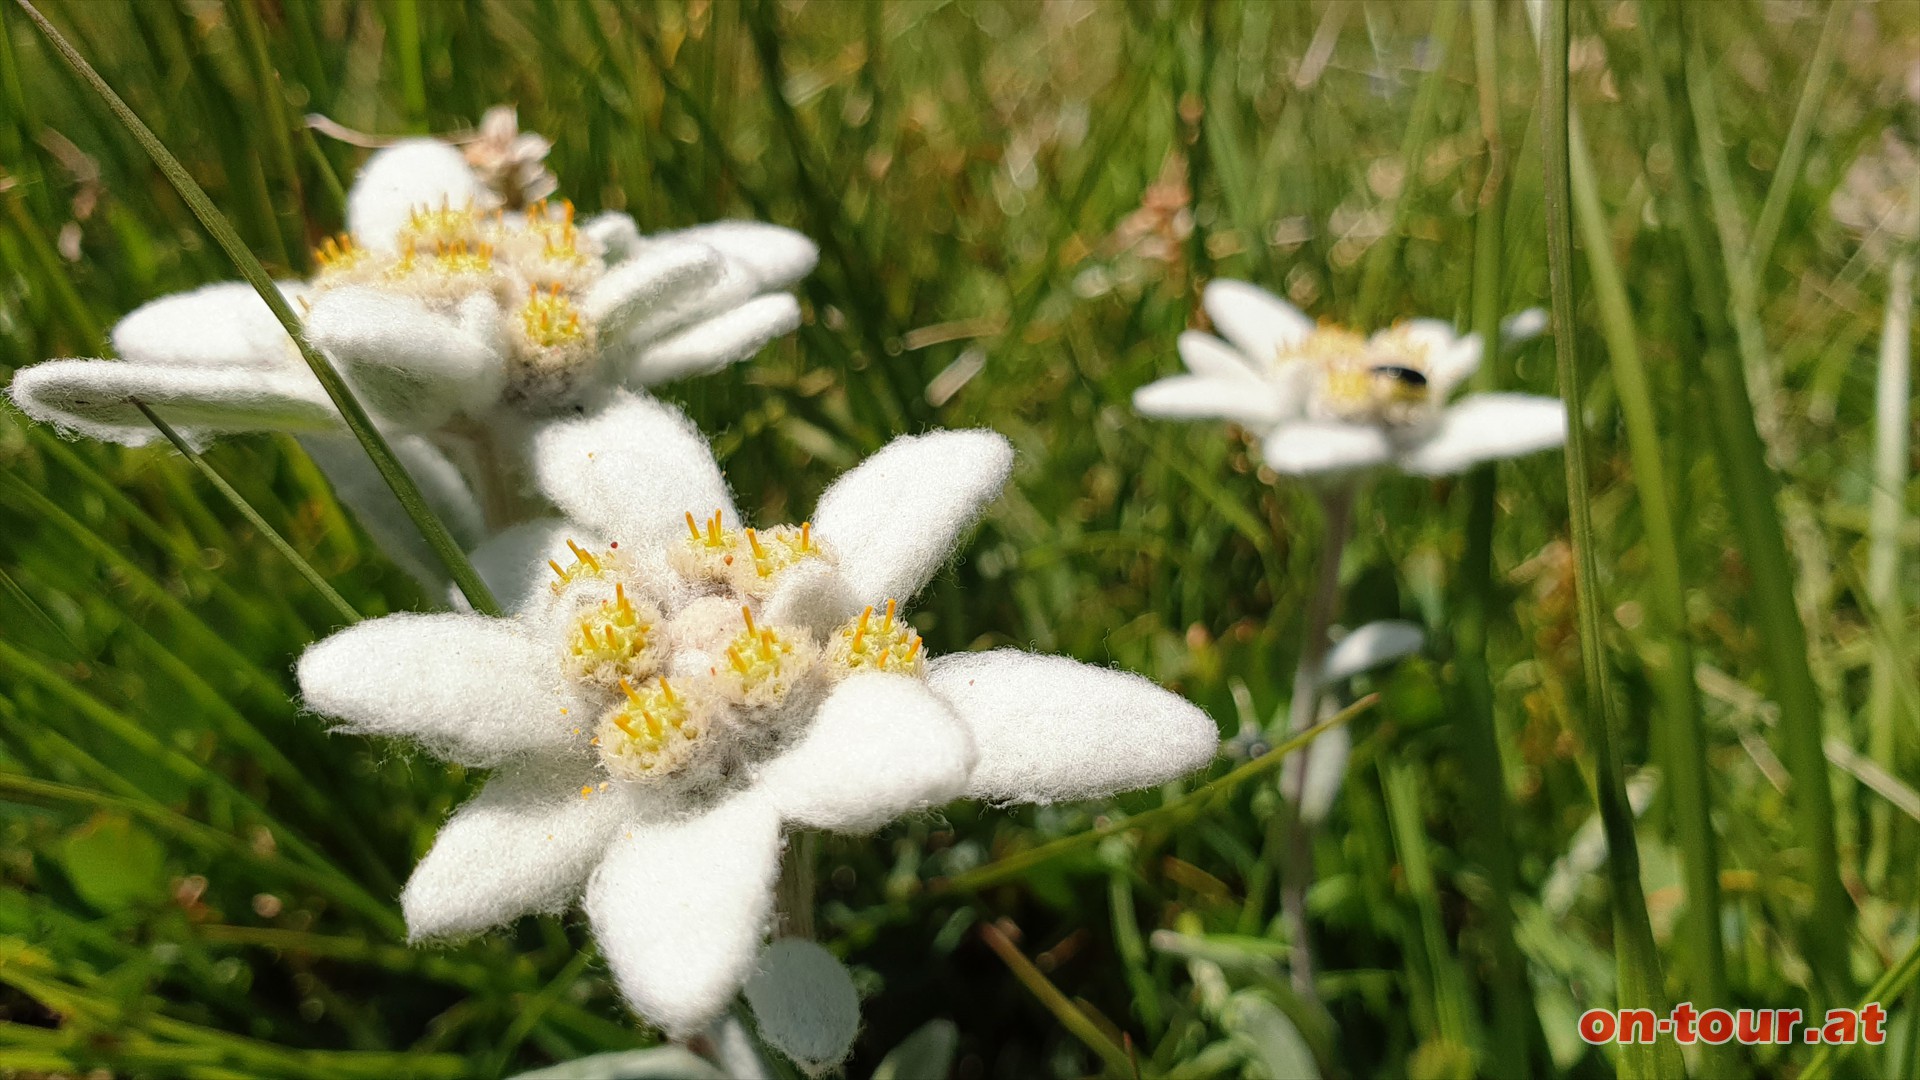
left=1866, top=225, right=1915, bottom=889
left=1279, top=482, right=1355, bottom=1003
left=776, top=831, right=818, bottom=941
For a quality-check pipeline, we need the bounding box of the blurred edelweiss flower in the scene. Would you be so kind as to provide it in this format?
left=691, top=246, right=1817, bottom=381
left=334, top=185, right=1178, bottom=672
left=1134, top=279, right=1566, bottom=477
left=295, top=392, right=1217, bottom=1037
left=1831, top=129, right=1920, bottom=257
left=461, top=106, right=559, bottom=208
left=8, top=138, right=817, bottom=447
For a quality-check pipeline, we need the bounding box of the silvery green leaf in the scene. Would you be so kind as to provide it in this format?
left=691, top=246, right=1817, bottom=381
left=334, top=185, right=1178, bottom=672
left=743, top=939, right=861, bottom=1076
left=871, top=1019, right=959, bottom=1080
left=508, top=1046, right=727, bottom=1080
left=1220, top=990, right=1319, bottom=1080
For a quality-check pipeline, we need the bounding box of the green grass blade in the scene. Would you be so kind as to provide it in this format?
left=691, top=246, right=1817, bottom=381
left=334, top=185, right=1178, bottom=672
left=1865, top=231, right=1914, bottom=888
left=1541, top=6, right=1684, bottom=1078
left=1542, top=10, right=1733, bottom=1051
left=1634, top=0, right=1851, bottom=1001
left=1746, top=0, right=1851, bottom=281
left=136, top=403, right=361, bottom=625
left=1450, top=4, right=1543, bottom=1073
left=16, top=0, right=502, bottom=616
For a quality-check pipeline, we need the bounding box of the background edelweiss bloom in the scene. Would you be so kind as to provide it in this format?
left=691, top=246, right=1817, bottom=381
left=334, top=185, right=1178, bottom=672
left=1831, top=130, right=1920, bottom=260
left=295, top=392, right=1217, bottom=1038
left=6, top=138, right=819, bottom=450
left=1133, top=278, right=1567, bottom=478
left=462, top=105, right=560, bottom=208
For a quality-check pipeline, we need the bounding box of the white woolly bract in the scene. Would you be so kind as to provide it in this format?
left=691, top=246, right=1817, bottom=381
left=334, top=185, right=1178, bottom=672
left=647, top=220, right=821, bottom=291
left=579, top=242, right=726, bottom=341
left=347, top=139, right=495, bottom=253
left=810, top=429, right=1013, bottom=610
left=1259, top=421, right=1395, bottom=476
left=296, top=612, right=574, bottom=767
left=1396, top=393, right=1567, bottom=476
left=626, top=293, right=803, bottom=386
left=303, top=287, right=506, bottom=429
left=112, top=281, right=304, bottom=368
left=531, top=391, right=739, bottom=557
left=1321, top=620, right=1426, bottom=683
left=743, top=940, right=862, bottom=1076
left=1132, top=373, right=1291, bottom=427
left=584, top=794, right=784, bottom=1039
left=926, top=649, right=1218, bottom=804
left=7, top=359, right=338, bottom=447
left=402, top=757, right=631, bottom=941
left=1202, top=279, right=1314, bottom=362
left=753, top=673, right=974, bottom=833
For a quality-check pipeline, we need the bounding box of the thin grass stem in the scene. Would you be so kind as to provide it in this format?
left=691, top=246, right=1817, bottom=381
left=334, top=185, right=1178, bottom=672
left=1865, top=221, right=1915, bottom=889
left=1635, top=0, right=1851, bottom=1000
left=1541, top=7, right=1684, bottom=1077
left=135, top=403, right=360, bottom=625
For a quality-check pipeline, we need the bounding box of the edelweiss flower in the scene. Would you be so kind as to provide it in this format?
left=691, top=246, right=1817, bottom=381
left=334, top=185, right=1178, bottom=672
left=461, top=106, right=559, bottom=208
left=1134, top=279, right=1566, bottom=477
left=8, top=138, right=817, bottom=448
left=295, top=392, right=1216, bottom=1036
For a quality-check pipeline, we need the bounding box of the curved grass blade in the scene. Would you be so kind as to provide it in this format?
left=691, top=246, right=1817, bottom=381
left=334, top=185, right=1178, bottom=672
left=1540, top=6, right=1684, bottom=1077
left=136, top=402, right=361, bottom=626
left=16, top=0, right=501, bottom=616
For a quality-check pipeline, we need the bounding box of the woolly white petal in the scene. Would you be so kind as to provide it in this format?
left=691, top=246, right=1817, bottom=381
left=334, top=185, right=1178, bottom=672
left=585, top=794, right=783, bottom=1037
left=1500, top=307, right=1550, bottom=346
left=1259, top=421, right=1396, bottom=477
left=649, top=221, right=820, bottom=290
left=1201, top=279, right=1313, bottom=362
left=927, top=650, right=1216, bottom=803
left=530, top=391, right=737, bottom=550
left=1296, top=722, right=1351, bottom=827
left=1176, top=331, right=1263, bottom=382
left=762, top=560, right=860, bottom=640
left=297, top=613, right=573, bottom=766
left=625, top=294, right=802, bottom=386
left=812, top=430, right=1012, bottom=608
left=758, top=673, right=974, bottom=834
left=466, top=518, right=588, bottom=615
left=1133, top=374, right=1289, bottom=427
left=402, top=758, right=632, bottom=940
left=8, top=358, right=336, bottom=446
left=581, top=242, right=728, bottom=342
left=1321, top=620, right=1426, bottom=683
left=1396, top=393, right=1567, bottom=476
left=347, top=140, right=489, bottom=253
left=299, top=433, right=486, bottom=592
left=112, top=281, right=302, bottom=369
left=305, top=287, right=505, bottom=429
left=583, top=212, right=643, bottom=264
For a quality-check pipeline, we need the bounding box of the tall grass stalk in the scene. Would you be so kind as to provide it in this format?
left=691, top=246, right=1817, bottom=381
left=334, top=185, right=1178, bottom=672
left=1540, top=7, right=1732, bottom=1053
left=136, top=404, right=361, bottom=626
left=1865, top=209, right=1915, bottom=889
left=1540, top=6, right=1683, bottom=1078
left=1450, top=3, right=1542, bottom=1072
left=16, top=0, right=503, bottom=617
left=1635, top=0, right=1851, bottom=999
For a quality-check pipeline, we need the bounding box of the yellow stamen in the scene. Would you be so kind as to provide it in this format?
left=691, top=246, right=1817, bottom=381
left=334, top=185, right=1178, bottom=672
left=686, top=511, right=701, bottom=540
left=742, top=605, right=757, bottom=635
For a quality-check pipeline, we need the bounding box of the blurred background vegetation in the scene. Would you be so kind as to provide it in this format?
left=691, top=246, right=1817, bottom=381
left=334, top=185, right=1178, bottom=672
left=0, top=0, right=1916, bottom=1076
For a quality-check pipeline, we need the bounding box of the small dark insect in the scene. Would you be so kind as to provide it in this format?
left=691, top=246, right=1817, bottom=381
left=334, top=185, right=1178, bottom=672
left=1369, top=364, right=1429, bottom=387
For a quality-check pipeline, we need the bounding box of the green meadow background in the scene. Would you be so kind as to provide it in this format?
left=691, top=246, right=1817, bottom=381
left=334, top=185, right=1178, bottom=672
left=0, top=1, right=1915, bottom=1076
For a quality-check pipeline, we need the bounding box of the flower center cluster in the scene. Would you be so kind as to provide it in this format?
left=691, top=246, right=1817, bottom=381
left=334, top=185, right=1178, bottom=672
left=674, top=511, right=824, bottom=598
left=545, top=520, right=924, bottom=799
left=307, top=198, right=608, bottom=407
left=1296, top=324, right=1435, bottom=428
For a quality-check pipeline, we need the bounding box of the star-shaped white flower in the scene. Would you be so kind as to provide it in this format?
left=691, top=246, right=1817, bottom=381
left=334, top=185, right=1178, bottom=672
left=1134, top=279, right=1567, bottom=477
left=295, top=392, right=1217, bottom=1037
left=8, top=139, right=818, bottom=448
